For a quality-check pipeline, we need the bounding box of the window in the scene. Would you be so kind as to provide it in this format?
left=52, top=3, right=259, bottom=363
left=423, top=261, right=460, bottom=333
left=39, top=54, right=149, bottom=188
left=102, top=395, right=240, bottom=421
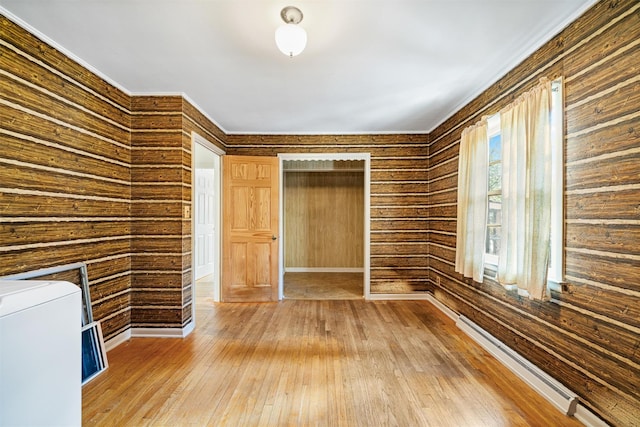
left=483, top=78, right=565, bottom=289
left=485, top=115, right=502, bottom=268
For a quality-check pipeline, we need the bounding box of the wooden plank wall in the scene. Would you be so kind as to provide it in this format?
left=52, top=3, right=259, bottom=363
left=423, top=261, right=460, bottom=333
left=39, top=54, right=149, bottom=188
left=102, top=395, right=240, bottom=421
left=0, top=15, right=132, bottom=341
left=1, top=14, right=227, bottom=339
left=130, top=96, right=225, bottom=330
left=181, top=99, right=227, bottom=318
left=427, top=1, right=640, bottom=425
left=225, top=135, right=430, bottom=293
left=284, top=171, right=364, bottom=269
left=130, top=96, right=186, bottom=329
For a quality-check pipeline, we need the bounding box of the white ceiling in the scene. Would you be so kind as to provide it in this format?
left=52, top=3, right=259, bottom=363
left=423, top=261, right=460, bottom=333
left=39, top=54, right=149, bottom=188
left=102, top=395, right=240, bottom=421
left=1, top=0, right=597, bottom=135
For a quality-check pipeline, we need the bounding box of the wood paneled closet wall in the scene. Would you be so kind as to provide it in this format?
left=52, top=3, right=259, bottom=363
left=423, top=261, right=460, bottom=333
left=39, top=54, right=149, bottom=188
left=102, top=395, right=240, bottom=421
left=284, top=161, right=364, bottom=271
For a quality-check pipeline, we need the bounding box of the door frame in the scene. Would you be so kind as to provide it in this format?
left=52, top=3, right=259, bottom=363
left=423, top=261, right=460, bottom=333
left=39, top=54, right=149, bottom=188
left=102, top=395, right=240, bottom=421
left=191, top=131, right=225, bottom=319
left=277, top=153, right=371, bottom=300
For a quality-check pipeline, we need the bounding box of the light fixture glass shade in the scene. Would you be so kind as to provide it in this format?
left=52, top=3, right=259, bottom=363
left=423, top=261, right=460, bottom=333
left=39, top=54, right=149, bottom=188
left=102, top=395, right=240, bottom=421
left=275, top=23, right=307, bottom=57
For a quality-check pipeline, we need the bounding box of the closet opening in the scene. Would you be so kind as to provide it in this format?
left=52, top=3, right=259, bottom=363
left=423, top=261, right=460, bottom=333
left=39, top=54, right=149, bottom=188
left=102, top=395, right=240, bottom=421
left=278, top=153, right=371, bottom=300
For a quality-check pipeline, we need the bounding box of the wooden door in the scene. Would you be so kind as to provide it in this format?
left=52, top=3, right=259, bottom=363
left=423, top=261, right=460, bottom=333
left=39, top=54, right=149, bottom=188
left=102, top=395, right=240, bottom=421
left=222, top=156, right=279, bottom=302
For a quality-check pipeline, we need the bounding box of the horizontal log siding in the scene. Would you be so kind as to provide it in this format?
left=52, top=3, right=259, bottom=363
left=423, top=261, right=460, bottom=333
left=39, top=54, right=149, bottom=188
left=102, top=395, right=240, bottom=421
left=131, top=96, right=186, bottom=328
left=0, top=14, right=132, bottom=341
left=2, top=14, right=228, bottom=337
left=130, top=96, right=226, bottom=328
left=181, top=98, right=226, bottom=322
left=225, top=134, right=430, bottom=294
left=427, top=1, right=640, bottom=425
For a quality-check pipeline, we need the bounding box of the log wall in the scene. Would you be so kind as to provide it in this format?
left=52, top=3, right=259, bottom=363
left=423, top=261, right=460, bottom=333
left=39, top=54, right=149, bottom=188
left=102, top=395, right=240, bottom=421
left=0, top=14, right=132, bottom=340
left=427, top=1, right=640, bottom=425
left=130, top=96, right=225, bottom=329
left=1, top=15, right=226, bottom=339
left=130, top=96, right=186, bottom=328
left=225, top=135, right=430, bottom=293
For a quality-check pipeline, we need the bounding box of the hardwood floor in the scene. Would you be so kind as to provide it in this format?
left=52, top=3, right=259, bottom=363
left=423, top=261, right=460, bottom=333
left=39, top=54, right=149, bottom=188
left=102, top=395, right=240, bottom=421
left=284, top=272, right=363, bottom=300
left=83, top=289, right=583, bottom=426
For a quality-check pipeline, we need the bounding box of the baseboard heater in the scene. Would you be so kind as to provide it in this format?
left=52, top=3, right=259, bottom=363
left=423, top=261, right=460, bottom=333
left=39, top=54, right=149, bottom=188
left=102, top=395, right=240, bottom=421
left=456, top=315, right=578, bottom=416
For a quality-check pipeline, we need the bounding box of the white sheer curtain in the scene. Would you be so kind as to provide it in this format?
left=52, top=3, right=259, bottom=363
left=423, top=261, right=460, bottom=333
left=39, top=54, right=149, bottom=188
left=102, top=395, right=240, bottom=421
left=455, top=119, right=488, bottom=283
left=498, top=78, right=552, bottom=300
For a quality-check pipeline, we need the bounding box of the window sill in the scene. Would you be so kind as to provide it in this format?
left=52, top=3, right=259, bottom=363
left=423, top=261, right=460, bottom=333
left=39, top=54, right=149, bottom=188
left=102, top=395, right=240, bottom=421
left=547, top=280, right=569, bottom=293
left=483, top=263, right=567, bottom=294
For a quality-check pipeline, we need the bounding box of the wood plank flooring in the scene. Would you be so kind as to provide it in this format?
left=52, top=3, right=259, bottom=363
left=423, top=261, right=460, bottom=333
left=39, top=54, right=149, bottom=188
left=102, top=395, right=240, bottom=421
left=83, top=289, right=583, bottom=426
left=284, top=272, right=363, bottom=300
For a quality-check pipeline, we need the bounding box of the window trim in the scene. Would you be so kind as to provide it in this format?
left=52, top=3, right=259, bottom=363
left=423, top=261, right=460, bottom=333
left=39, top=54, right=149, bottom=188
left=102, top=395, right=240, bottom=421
left=547, top=78, right=565, bottom=287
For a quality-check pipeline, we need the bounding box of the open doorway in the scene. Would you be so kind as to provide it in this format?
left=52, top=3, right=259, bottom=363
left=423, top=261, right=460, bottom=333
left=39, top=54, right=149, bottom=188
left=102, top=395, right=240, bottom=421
left=191, top=132, right=224, bottom=314
left=278, top=153, right=371, bottom=300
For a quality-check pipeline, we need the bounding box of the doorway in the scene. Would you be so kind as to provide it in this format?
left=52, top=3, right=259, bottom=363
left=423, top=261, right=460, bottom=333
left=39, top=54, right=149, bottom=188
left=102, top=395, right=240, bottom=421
left=278, top=153, right=371, bottom=300
left=191, top=132, right=224, bottom=311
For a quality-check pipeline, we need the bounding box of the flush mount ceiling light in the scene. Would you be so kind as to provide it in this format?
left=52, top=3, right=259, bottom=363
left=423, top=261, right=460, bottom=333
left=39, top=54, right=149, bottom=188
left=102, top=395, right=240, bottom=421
left=275, top=6, right=307, bottom=57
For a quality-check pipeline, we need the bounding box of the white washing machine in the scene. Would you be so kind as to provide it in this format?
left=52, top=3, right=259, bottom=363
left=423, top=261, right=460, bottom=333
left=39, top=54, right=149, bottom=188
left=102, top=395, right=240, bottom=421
left=0, top=280, right=81, bottom=426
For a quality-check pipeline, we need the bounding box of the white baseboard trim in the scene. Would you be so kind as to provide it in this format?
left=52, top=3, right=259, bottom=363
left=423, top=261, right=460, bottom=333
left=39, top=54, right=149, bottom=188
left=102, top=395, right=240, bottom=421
left=285, top=267, right=364, bottom=273
left=131, top=322, right=195, bottom=339
left=103, top=321, right=195, bottom=351
left=104, top=329, right=131, bottom=352
left=425, top=293, right=591, bottom=421
left=367, top=293, right=432, bottom=301
left=574, top=403, right=610, bottom=427
left=456, top=314, right=578, bottom=416
left=425, top=293, right=459, bottom=322
left=182, top=320, right=195, bottom=337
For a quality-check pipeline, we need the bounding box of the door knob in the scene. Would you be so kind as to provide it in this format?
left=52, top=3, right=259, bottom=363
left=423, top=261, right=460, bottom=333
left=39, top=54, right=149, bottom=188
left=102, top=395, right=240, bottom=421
left=272, top=235, right=278, bottom=241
